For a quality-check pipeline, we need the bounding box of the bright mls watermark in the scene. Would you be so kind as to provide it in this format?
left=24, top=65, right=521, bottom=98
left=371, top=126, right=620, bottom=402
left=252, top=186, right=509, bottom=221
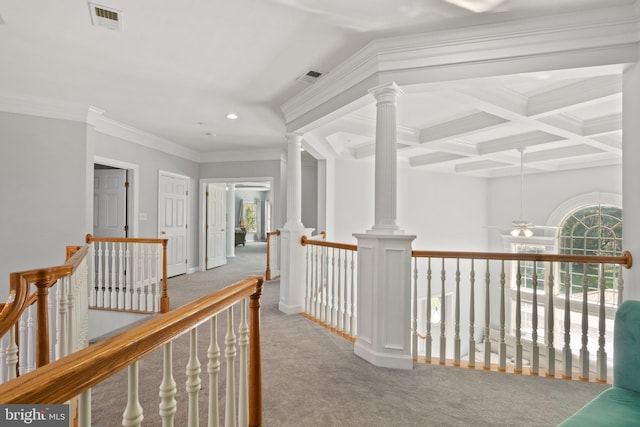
left=0, top=404, right=68, bottom=426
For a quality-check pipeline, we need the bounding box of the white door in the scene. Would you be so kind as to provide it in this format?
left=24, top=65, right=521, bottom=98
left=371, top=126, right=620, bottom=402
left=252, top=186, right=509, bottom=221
left=94, top=169, right=127, bottom=238
left=159, top=173, right=188, bottom=277
left=206, top=183, right=227, bottom=269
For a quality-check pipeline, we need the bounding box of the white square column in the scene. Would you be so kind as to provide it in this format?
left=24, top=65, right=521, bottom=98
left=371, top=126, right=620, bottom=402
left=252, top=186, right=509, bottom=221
left=353, top=233, right=416, bottom=369
left=278, top=227, right=314, bottom=314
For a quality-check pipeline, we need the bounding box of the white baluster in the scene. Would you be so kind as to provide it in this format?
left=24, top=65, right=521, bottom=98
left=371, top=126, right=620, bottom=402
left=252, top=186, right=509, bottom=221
left=313, top=246, right=319, bottom=319
left=617, top=265, right=624, bottom=306
left=425, top=258, right=432, bottom=363
left=484, top=260, right=491, bottom=370
left=238, top=300, right=249, bottom=427
left=89, top=242, right=97, bottom=307
left=342, top=251, right=349, bottom=336
left=324, top=248, right=330, bottom=324
left=349, top=251, right=356, bottom=338
left=439, top=258, right=446, bottom=365
left=515, top=260, right=523, bottom=373
left=25, top=305, right=35, bottom=372
left=454, top=259, right=461, bottom=366
left=331, top=248, right=337, bottom=329
left=225, top=307, right=237, bottom=427
left=155, top=244, right=162, bottom=312
left=0, top=336, right=6, bottom=384
left=597, top=264, right=607, bottom=382
left=499, top=260, right=506, bottom=371
left=79, top=389, right=91, bottom=427
left=97, top=242, right=104, bottom=308
left=110, top=242, right=117, bottom=309
left=304, top=246, right=311, bottom=314
left=579, top=267, right=589, bottom=380
left=563, top=263, right=576, bottom=376
left=159, top=342, right=177, bottom=427
left=547, top=263, right=556, bottom=378
left=132, top=244, right=139, bottom=311
left=18, top=311, right=25, bottom=375
left=468, top=259, right=475, bottom=369
left=56, top=277, right=67, bottom=361
left=412, top=257, right=418, bottom=360
left=118, top=242, right=125, bottom=309
left=122, top=361, right=144, bottom=427
left=146, top=244, right=154, bottom=312
left=208, top=317, right=220, bottom=427
left=336, top=249, right=343, bottom=333
left=531, top=261, right=539, bottom=375
left=186, top=328, right=201, bottom=427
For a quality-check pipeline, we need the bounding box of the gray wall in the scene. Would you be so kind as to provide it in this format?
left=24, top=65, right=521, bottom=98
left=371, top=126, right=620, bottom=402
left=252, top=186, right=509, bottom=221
left=90, top=128, right=200, bottom=271
left=200, top=159, right=285, bottom=230
left=301, top=155, right=318, bottom=234
left=0, top=111, right=88, bottom=295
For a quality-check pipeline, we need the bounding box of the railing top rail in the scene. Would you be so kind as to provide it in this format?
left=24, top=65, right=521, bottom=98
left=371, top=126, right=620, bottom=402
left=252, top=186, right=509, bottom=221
left=300, top=235, right=357, bottom=252
left=0, top=276, right=264, bottom=404
left=86, top=233, right=168, bottom=246
left=411, top=249, right=633, bottom=268
left=65, top=245, right=89, bottom=274
left=266, top=229, right=280, bottom=237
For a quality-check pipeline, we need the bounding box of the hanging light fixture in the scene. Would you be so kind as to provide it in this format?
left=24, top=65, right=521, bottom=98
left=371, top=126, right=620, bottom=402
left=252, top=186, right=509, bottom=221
left=510, top=147, right=534, bottom=238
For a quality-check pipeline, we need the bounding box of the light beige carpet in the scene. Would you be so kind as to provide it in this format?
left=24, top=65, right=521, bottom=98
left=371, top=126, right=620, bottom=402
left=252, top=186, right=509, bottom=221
left=90, top=242, right=609, bottom=426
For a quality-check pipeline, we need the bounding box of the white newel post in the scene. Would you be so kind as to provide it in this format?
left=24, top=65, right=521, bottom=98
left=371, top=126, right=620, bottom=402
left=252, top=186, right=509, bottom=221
left=354, top=82, right=415, bottom=369
left=227, top=183, right=236, bottom=258
left=279, top=133, right=313, bottom=314
left=623, top=62, right=640, bottom=301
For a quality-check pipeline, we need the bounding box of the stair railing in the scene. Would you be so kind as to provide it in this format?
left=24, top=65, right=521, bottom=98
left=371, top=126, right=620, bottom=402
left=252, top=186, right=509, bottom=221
left=0, top=245, right=90, bottom=383
left=0, top=275, right=264, bottom=427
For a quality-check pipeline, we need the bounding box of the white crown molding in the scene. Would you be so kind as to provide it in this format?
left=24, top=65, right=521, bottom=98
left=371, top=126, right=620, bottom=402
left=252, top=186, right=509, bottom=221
left=0, top=92, right=88, bottom=123
left=281, top=3, right=640, bottom=131
left=88, top=108, right=201, bottom=162
left=197, top=148, right=286, bottom=163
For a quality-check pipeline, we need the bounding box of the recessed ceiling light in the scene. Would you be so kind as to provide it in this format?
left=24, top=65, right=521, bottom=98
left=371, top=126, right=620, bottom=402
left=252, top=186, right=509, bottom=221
left=226, top=113, right=238, bottom=120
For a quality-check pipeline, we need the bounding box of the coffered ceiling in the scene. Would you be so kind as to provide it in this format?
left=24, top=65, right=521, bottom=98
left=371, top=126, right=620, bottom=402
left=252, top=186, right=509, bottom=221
left=0, top=0, right=634, bottom=176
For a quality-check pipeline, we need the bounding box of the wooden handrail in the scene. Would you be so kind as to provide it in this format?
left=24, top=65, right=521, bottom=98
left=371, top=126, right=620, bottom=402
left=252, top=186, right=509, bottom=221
left=0, top=247, right=90, bottom=369
left=300, top=235, right=357, bottom=252
left=86, top=233, right=170, bottom=312
left=412, top=249, right=633, bottom=268
left=0, top=276, right=264, bottom=409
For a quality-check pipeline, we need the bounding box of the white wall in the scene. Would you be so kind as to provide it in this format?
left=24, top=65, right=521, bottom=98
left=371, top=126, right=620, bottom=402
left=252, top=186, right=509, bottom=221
left=487, top=165, right=622, bottom=251
left=0, top=112, right=88, bottom=296
left=332, top=159, right=489, bottom=250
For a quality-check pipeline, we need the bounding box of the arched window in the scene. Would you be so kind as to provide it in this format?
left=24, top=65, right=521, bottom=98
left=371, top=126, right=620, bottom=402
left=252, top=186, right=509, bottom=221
left=558, top=204, right=622, bottom=299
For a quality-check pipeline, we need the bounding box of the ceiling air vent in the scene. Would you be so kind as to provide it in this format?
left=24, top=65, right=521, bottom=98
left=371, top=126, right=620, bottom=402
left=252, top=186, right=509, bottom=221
left=89, top=3, right=122, bottom=31
left=297, top=69, right=324, bottom=84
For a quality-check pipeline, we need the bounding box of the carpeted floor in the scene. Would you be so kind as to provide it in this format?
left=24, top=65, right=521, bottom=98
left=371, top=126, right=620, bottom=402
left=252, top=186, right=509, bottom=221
left=90, top=242, right=609, bottom=426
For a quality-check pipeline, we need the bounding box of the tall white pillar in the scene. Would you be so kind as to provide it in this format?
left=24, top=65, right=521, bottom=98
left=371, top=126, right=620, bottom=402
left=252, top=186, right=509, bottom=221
left=623, top=62, right=640, bottom=301
left=284, top=133, right=304, bottom=230
left=369, top=82, right=404, bottom=234
left=279, top=133, right=313, bottom=314
left=354, top=82, right=415, bottom=369
left=226, top=184, right=236, bottom=258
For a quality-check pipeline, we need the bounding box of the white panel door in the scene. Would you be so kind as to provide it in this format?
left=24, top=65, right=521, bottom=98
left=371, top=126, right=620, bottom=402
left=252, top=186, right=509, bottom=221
left=206, top=183, right=227, bottom=269
left=159, top=173, right=188, bottom=277
left=94, top=169, right=126, bottom=238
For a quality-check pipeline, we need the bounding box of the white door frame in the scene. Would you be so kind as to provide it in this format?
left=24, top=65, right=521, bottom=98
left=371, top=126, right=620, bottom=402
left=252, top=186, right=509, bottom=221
left=198, top=177, right=273, bottom=272
left=159, top=170, right=190, bottom=276
left=93, top=156, right=139, bottom=238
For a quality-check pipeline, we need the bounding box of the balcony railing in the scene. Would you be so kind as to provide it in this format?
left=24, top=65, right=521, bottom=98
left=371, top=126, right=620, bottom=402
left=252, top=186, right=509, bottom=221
left=300, top=234, right=357, bottom=342
left=297, top=233, right=632, bottom=382
left=85, top=234, right=169, bottom=313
